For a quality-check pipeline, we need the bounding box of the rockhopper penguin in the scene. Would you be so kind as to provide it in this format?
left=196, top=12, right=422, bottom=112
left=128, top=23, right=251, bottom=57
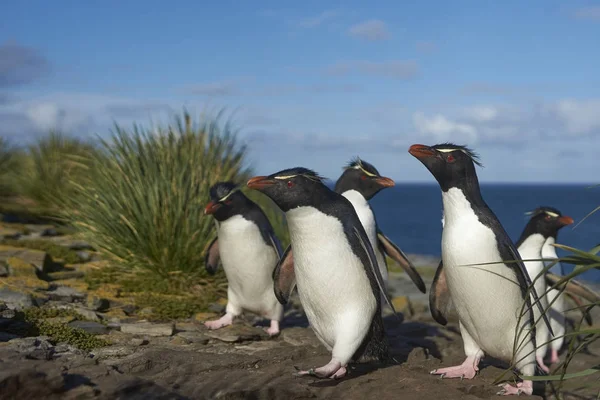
left=519, top=207, right=599, bottom=365
left=515, top=206, right=574, bottom=372
left=203, top=182, right=284, bottom=336
left=275, top=157, right=426, bottom=304
left=247, top=167, right=394, bottom=379
left=409, top=143, right=552, bottom=396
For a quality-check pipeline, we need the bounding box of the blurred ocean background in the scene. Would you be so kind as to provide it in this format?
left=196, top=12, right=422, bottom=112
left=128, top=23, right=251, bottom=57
left=361, top=183, right=599, bottom=283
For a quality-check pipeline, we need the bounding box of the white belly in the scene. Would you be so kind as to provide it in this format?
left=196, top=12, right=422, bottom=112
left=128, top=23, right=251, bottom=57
left=286, top=206, right=377, bottom=349
left=542, top=237, right=567, bottom=345
left=442, top=188, right=532, bottom=361
left=218, top=215, right=280, bottom=316
left=517, top=234, right=550, bottom=356
left=342, top=190, right=388, bottom=285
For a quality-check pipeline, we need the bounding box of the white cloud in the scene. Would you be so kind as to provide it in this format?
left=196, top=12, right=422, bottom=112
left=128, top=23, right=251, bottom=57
left=348, top=19, right=390, bottom=41
left=413, top=112, right=477, bottom=142
left=461, top=106, right=498, bottom=122
left=552, top=99, right=600, bottom=135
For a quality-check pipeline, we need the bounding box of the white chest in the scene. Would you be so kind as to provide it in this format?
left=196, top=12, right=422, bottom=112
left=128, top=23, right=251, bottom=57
left=217, top=215, right=275, bottom=277
left=342, top=190, right=377, bottom=243
left=286, top=206, right=377, bottom=343
left=517, top=233, right=546, bottom=283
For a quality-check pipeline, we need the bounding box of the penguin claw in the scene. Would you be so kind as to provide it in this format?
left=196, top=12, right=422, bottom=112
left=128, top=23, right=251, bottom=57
left=439, top=373, right=446, bottom=379
left=429, top=369, right=437, bottom=375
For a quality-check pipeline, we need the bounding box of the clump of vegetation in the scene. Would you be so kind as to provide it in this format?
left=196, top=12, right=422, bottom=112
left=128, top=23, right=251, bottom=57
left=0, top=239, right=81, bottom=264
left=16, top=131, right=96, bottom=211
left=7, top=308, right=109, bottom=351
left=0, top=137, right=22, bottom=195
left=60, top=110, right=262, bottom=294
left=244, top=188, right=289, bottom=247
left=133, top=292, right=215, bottom=320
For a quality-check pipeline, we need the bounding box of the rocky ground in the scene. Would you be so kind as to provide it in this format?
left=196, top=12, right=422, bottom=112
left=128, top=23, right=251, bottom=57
left=1, top=220, right=599, bottom=400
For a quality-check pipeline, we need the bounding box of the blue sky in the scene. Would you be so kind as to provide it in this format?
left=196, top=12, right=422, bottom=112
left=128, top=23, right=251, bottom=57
left=2, top=1, right=600, bottom=182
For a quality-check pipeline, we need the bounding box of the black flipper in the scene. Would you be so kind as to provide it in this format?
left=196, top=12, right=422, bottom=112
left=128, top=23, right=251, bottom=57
left=377, top=229, right=426, bottom=294
left=204, top=237, right=220, bottom=275
left=429, top=260, right=453, bottom=326
left=273, top=245, right=296, bottom=305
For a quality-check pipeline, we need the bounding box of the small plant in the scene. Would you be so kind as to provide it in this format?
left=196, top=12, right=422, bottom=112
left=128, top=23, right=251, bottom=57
left=0, top=137, right=22, bottom=195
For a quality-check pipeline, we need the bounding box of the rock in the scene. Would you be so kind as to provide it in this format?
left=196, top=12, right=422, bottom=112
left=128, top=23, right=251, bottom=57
left=47, top=285, right=86, bottom=302
left=75, top=251, right=92, bottom=262
left=175, top=331, right=209, bottom=345
left=0, top=300, right=6, bottom=311
left=24, top=224, right=59, bottom=237
left=90, top=345, right=137, bottom=360
left=207, top=303, right=225, bottom=313
left=122, top=304, right=136, bottom=316
left=9, top=336, right=55, bottom=360
left=46, top=270, right=85, bottom=280
left=1, top=308, right=17, bottom=319
left=0, top=246, right=52, bottom=273
left=281, top=327, right=322, bottom=347
left=0, top=227, right=22, bottom=239
left=86, top=295, right=109, bottom=312
left=204, top=324, right=269, bottom=343
left=0, top=287, right=35, bottom=310
left=51, top=237, right=94, bottom=251
left=194, top=312, right=217, bottom=322
left=138, top=307, right=154, bottom=317
left=72, top=306, right=101, bottom=322
left=46, top=316, right=75, bottom=325
left=53, top=342, right=81, bottom=354
left=68, top=320, right=109, bottom=335
left=129, top=338, right=149, bottom=346
left=175, top=321, right=200, bottom=332
left=121, top=322, right=174, bottom=337
left=0, top=262, right=8, bottom=277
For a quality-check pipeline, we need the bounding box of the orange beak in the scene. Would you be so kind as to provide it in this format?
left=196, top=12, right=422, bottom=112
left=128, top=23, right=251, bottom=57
left=374, top=176, right=395, bottom=188
left=558, top=216, right=574, bottom=226
left=247, top=176, right=277, bottom=190
left=204, top=201, right=221, bottom=215
left=408, top=144, right=436, bottom=159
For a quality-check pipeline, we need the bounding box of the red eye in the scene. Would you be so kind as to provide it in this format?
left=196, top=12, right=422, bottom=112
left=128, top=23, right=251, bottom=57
left=287, top=181, right=294, bottom=188
left=447, top=155, right=455, bottom=163
left=545, top=215, right=551, bottom=220
left=361, top=175, right=367, bottom=180
left=225, top=200, right=233, bottom=205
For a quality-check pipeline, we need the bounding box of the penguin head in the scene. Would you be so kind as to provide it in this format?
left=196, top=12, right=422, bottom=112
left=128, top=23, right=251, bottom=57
left=247, top=167, right=327, bottom=212
left=408, top=143, right=483, bottom=191
left=204, top=182, right=247, bottom=221
left=334, top=157, right=395, bottom=200
left=523, top=206, right=574, bottom=239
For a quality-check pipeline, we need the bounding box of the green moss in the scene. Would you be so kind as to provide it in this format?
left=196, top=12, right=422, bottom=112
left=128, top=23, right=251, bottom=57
left=10, top=308, right=109, bottom=351
left=1, top=239, right=81, bottom=264
left=133, top=292, right=212, bottom=321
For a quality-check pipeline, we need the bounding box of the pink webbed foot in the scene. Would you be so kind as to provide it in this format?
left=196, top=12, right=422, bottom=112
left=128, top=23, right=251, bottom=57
left=204, top=313, right=233, bottom=330
left=536, top=356, right=550, bottom=373
left=549, top=348, right=559, bottom=364
left=264, top=320, right=280, bottom=336
left=497, top=380, right=533, bottom=396
left=294, top=360, right=345, bottom=379
left=430, top=356, right=480, bottom=380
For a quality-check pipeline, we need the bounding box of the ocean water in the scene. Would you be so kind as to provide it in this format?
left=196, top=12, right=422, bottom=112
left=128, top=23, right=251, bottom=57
left=365, top=183, right=600, bottom=283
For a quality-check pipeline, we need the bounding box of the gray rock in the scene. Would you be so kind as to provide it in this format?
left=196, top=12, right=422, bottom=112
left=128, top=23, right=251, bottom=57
left=9, top=336, right=55, bottom=360
left=175, top=331, right=209, bottom=345
left=68, top=320, right=109, bottom=335
left=90, top=345, right=137, bottom=360
left=51, top=237, right=94, bottom=250
left=0, top=227, right=22, bottom=239
left=204, top=324, right=269, bottom=343
left=0, top=262, right=8, bottom=277
left=121, top=322, right=174, bottom=337
left=86, top=295, right=109, bottom=311
left=0, top=287, right=35, bottom=310
left=0, top=300, right=6, bottom=311
left=122, top=304, right=136, bottom=315
left=24, top=224, right=59, bottom=236
left=208, top=302, right=225, bottom=313
left=75, top=251, right=92, bottom=262
left=1, top=308, right=16, bottom=319
left=48, top=285, right=86, bottom=302
left=0, top=247, right=52, bottom=273
left=72, top=306, right=101, bottom=322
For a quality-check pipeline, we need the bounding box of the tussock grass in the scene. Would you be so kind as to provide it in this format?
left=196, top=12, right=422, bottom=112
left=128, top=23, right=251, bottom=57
left=59, top=111, right=250, bottom=284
